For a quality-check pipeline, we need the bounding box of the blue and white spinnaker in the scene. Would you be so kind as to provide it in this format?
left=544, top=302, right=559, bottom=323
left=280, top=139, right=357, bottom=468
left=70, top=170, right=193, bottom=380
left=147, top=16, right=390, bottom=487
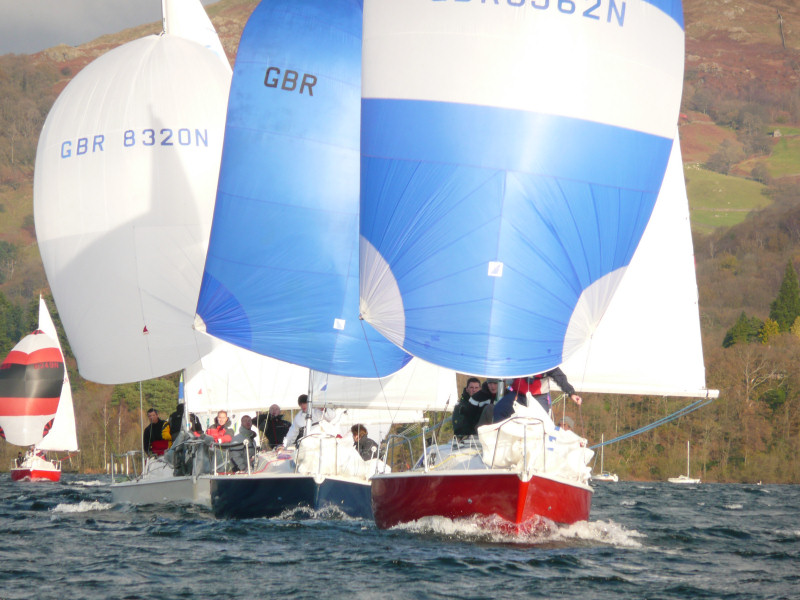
left=196, top=0, right=411, bottom=378
left=359, top=0, right=685, bottom=376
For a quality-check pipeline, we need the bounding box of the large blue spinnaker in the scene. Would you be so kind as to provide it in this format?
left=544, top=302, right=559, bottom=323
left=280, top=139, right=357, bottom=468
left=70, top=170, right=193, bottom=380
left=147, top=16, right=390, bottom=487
left=359, top=0, right=685, bottom=376
left=197, top=0, right=410, bottom=377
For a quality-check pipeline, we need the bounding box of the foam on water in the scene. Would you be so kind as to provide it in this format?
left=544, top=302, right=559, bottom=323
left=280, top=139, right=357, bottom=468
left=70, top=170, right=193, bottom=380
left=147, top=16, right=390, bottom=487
left=723, top=503, right=743, bottom=510
left=71, top=479, right=108, bottom=488
left=392, top=515, right=643, bottom=547
left=51, top=500, right=114, bottom=513
left=276, top=505, right=365, bottom=522
left=3, top=478, right=798, bottom=599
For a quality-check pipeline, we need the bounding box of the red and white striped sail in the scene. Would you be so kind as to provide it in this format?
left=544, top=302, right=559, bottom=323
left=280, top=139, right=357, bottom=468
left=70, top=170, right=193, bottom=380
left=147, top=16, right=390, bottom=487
left=0, top=298, right=76, bottom=450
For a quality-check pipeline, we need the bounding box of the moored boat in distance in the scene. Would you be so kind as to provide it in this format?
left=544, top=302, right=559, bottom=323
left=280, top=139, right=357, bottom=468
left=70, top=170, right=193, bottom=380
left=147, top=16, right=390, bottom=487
left=668, top=440, right=701, bottom=484
left=591, top=434, right=619, bottom=483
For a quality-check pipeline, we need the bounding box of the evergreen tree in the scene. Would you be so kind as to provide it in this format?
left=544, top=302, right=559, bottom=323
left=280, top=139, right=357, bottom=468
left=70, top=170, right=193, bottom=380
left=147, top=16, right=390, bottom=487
left=769, top=261, right=800, bottom=332
left=722, top=312, right=763, bottom=347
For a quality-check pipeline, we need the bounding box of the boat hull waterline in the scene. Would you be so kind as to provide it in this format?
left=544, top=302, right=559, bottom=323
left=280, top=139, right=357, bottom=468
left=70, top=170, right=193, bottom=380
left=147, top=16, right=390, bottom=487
left=111, top=476, right=211, bottom=506
left=371, top=470, right=592, bottom=531
left=209, top=474, right=372, bottom=520
left=10, top=467, right=61, bottom=482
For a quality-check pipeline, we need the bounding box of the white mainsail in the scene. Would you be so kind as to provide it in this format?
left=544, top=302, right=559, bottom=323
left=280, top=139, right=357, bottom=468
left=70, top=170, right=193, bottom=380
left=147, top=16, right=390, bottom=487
left=35, top=298, right=79, bottom=453
left=162, top=0, right=229, bottom=67
left=560, top=131, right=718, bottom=399
left=184, top=337, right=456, bottom=429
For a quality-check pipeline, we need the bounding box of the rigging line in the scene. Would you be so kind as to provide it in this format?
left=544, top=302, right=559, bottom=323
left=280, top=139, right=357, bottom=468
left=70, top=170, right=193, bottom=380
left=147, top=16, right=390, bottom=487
left=588, top=397, right=715, bottom=449
left=357, top=317, right=397, bottom=422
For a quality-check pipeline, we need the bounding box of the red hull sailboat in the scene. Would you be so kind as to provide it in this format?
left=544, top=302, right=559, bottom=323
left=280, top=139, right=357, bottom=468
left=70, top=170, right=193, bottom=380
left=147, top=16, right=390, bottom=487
left=372, top=470, right=592, bottom=531
left=1, top=298, right=79, bottom=481
left=359, top=2, right=716, bottom=532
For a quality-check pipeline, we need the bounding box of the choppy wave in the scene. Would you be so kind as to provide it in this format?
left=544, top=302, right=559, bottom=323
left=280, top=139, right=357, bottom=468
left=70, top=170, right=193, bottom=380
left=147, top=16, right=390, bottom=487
left=51, top=500, right=113, bottom=513
left=70, top=479, right=108, bottom=488
left=391, top=515, right=643, bottom=548
left=2, top=475, right=798, bottom=600
left=276, top=505, right=366, bottom=522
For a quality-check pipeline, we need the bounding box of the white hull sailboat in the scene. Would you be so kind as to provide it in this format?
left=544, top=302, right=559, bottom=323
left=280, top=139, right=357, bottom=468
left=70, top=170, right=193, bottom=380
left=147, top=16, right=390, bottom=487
left=669, top=440, right=701, bottom=484
left=2, top=297, right=80, bottom=482
left=111, top=342, right=454, bottom=517
left=591, top=434, right=619, bottom=483
left=32, top=0, right=231, bottom=498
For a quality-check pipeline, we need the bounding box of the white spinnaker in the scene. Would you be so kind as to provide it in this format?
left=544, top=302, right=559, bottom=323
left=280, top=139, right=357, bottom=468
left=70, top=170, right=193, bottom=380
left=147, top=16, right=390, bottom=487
left=362, top=0, right=684, bottom=139
left=34, top=34, right=231, bottom=384
left=560, top=131, right=717, bottom=398
left=36, top=298, right=79, bottom=452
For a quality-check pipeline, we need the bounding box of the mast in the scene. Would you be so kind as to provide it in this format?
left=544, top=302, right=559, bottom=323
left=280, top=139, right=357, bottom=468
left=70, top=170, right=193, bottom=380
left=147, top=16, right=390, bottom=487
left=600, top=434, right=605, bottom=473
left=305, top=370, right=314, bottom=440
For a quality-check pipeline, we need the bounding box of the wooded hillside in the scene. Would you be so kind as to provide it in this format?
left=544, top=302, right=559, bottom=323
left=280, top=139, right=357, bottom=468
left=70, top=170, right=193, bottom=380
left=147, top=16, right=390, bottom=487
left=2, top=0, right=800, bottom=481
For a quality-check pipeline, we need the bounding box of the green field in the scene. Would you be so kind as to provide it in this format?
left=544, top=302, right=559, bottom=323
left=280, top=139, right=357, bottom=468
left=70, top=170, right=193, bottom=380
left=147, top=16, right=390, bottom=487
left=767, top=135, right=800, bottom=178
left=684, top=164, right=770, bottom=234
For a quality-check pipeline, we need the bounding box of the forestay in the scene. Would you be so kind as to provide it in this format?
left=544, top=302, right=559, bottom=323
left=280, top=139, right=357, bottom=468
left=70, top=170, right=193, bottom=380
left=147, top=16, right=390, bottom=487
left=359, top=0, right=686, bottom=376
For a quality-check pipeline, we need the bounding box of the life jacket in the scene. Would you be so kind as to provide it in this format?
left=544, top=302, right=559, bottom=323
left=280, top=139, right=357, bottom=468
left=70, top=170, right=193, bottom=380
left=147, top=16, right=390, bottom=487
left=150, top=439, right=169, bottom=456
left=206, top=425, right=233, bottom=443
left=511, top=375, right=549, bottom=396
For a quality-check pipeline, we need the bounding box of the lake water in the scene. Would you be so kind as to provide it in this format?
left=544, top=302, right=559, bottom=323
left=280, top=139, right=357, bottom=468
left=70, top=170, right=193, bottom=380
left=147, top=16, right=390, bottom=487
left=1, top=476, right=797, bottom=599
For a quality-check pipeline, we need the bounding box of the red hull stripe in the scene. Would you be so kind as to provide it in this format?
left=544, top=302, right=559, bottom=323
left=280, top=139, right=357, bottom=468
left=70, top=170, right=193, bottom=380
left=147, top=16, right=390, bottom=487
left=2, top=347, right=63, bottom=367
left=371, top=472, right=592, bottom=530
left=0, top=396, right=60, bottom=416
left=11, top=469, right=61, bottom=482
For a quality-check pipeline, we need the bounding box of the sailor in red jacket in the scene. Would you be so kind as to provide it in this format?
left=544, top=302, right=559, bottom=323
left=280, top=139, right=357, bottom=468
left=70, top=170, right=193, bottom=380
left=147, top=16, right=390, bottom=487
left=521, top=368, right=582, bottom=413
left=206, top=410, right=234, bottom=443
left=493, top=369, right=582, bottom=422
